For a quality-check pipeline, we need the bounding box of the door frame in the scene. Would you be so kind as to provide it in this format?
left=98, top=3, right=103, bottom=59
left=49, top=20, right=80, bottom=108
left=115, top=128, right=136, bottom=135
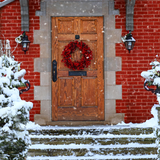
left=33, top=0, right=123, bottom=125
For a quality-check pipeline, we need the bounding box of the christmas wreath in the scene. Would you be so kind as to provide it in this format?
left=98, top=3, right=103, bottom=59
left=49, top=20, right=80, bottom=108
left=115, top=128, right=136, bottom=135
left=61, top=41, right=93, bottom=70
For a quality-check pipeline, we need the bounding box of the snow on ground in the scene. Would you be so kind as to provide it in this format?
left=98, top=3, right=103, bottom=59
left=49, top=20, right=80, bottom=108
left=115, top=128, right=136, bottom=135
left=118, top=104, right=159, bottom=128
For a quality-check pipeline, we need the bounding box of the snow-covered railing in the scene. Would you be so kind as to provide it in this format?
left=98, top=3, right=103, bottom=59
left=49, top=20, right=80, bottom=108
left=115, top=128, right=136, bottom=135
left=19, top=80, right=30, bottom=95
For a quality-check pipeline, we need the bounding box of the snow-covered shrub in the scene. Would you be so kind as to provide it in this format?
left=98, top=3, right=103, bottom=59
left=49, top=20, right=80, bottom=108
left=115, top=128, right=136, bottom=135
left=141, top=59, right=160, bottom=104
left=141, top=59, right=160, bottom=86
left=0, top=55, right=33, bottom=160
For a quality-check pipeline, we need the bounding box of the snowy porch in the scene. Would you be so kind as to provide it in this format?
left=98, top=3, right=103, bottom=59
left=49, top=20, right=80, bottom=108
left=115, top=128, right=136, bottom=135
left=26, top=105, right=160, bottom=160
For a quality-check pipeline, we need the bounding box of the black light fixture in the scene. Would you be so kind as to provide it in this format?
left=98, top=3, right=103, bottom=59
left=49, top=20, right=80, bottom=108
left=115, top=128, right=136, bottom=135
left=123, top=31, right=136, bottom=53
left=20, top=32, right=30, bottom=54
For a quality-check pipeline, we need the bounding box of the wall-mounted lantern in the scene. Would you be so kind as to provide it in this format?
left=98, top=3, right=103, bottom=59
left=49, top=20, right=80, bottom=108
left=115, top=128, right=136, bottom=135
left=121, top=31, right=136, bottom=53
left=20, top=32, right=30, bottom=54
left=123, top=31, right=136, bottom=53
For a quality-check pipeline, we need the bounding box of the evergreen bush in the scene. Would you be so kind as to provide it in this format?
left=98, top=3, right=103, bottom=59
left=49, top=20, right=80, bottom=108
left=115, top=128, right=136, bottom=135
left=0, top=55, right=32, bottom=160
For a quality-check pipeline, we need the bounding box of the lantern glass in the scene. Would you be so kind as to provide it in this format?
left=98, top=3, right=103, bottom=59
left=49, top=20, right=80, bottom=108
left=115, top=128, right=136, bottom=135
left=124, top=39, right=136, bottom=53
left=128, top=41, right=132, bottom=50
left=23, top=43, right=27, bottom=49
left=21, top=42, right=29, bottom=50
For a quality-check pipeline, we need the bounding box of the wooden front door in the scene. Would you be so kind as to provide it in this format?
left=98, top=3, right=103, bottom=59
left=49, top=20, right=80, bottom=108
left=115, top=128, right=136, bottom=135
left=52, top=17, right=104, bottom=121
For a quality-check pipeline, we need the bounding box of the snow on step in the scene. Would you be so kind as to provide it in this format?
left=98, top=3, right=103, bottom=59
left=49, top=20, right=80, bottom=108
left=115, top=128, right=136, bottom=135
left=29, top=133, right=156, bottom=139
left=28, top=127, right=157, bottom=158
left=29, top=143, right=157, bottom=149
left=27, top=154, right=158, bottom=160
left=27, top=106, right=159, bottom=159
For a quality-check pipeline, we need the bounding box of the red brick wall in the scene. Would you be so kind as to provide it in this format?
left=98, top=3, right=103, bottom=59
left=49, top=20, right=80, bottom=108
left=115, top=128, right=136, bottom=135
left=115, top=0, right=160, bottom=123
left=1, top=0, right=159, bottom=123
left=0, top=0, right=41, bottom=121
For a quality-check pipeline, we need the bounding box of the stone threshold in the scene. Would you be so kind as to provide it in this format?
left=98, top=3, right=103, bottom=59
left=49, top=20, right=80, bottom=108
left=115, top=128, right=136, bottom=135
left=46, top=121, right=110, bottom=126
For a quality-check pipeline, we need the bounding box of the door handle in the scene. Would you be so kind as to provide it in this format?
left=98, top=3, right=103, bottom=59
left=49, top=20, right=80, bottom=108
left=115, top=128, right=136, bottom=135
left=52, top=60, right=57, bottom=82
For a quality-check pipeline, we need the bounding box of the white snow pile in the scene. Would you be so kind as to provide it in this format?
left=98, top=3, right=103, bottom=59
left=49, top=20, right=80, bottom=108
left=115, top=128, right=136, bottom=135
left=118, top=104, right=159, bottom=128
left=26, top=121, right=41, bottom=130
left=0, top=55, right=33, bottom=160
left=141, top=59, right=160, bottom=86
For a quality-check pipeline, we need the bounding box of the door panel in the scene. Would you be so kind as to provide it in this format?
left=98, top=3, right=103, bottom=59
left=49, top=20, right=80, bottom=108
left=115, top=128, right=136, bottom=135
left=80, top=19, right=97, bottom=34
left=58, top=19, right=74, bottom=34
left=58, top=77, right=74, bottom=107
left=82, top=77, right=97, bottom=107
left=52, top=17, right=104, bottom=121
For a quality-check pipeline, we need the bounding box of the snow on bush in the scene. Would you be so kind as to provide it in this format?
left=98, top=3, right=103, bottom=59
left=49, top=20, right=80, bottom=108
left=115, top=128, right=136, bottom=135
left=0, top=55, right=33, bottom=160
left=141, top=59, right=160, bottom=104
left=141, top=59, right=160, bottom=86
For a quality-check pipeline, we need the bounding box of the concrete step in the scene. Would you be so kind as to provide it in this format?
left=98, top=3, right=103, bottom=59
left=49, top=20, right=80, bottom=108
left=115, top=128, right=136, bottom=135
left=27, top=126, right=158, bottom=159
left=28, top=144, right=157, bottom=157
left=28, top=127, right=155, bottom=136
left=30, top=137, right=156, bottom=145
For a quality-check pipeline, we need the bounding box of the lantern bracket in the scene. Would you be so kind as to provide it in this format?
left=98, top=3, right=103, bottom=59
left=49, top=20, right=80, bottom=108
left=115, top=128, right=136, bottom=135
left=126, top=0, right=136, bottom=31
left=20, top=0, right=29, bottom=32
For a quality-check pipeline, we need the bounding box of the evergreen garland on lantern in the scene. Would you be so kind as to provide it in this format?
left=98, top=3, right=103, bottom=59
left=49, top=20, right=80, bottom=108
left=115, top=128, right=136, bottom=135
left=61, top=41, right=93, bottom=70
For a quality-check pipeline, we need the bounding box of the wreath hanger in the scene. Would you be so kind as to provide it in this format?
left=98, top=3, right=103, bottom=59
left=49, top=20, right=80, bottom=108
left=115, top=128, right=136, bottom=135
left=75, top=35, right=80, bottom=39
